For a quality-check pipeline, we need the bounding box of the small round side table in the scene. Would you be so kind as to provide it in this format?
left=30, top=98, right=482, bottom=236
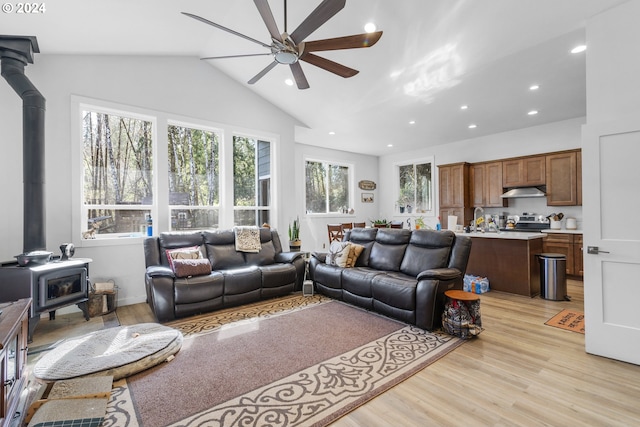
left=442, top=290, right=483, bottom=338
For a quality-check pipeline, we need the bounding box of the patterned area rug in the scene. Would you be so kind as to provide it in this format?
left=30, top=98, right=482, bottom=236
left=545, top=309, right=585, bottom=334
left=103, top=294, right=464, bottom=427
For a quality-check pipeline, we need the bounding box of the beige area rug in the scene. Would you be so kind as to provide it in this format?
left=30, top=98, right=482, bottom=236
left=104, top=295, right=464, bottom=427
left=545, top=309, right=585, bottom=334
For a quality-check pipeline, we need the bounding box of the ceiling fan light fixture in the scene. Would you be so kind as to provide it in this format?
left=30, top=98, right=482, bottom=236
left=275, top=50, right=299, bottom=64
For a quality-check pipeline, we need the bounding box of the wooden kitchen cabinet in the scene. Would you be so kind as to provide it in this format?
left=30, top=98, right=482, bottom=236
left=471, top=161, right=507, bottom=208
left=543, top=233, right=583, bottom=277
left=546, top=151, right=580, bottom=206
left=0, top=299, right=30, bottom=427
left=438, top=162, right=472, bottom=229
left=503, top=156, right=546, bottom=187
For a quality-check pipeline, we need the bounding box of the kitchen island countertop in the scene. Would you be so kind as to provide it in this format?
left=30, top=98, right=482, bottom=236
left=456, top=231, right=545, bottom=240
left=542, top=229, right=583, bottom=235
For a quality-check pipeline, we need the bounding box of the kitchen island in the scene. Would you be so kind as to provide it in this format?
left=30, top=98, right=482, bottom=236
left=460, top=231, right=545, bottom=297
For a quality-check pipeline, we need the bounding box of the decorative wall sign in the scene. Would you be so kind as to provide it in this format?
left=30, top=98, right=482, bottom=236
left=361, top=193, right=374, bottom=203
left=358, top=180, right=376, bottom=190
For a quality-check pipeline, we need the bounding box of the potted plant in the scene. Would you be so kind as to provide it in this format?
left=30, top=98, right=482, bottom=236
left=371, top=219, right=388, bottom=228
left=414, top=216, right=426, bottom=230
left=288, top=216, right=301, bottom=251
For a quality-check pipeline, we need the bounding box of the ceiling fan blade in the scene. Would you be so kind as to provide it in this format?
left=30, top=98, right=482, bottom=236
left=248, top=61, right=279, bottom=85
left=182, top=12, right=271, bottom=49
left=303, top=31, right=383, bottom=52
left=289, top=62, right=310, bottom=89
left=290, top=0, right=346, bottom=44
left=300, top=52, right=358, bottom=78
left=201, top=53, right=272, bottom=60
left=253, top=0, right=283, bottom=42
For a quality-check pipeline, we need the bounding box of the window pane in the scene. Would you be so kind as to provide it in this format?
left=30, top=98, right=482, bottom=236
left=398, top=164, right=415, bottom=208
left=82, top=111, right=153, bottom=205
left=416, top=162, right=432, bottom=212
left=233, top=136, right=271, bottom=208
left=305, top=161, right=327, bottom=214
left=167, top=124, right=219, bottom=207
left=234, top=209, right=270, bottom=227
left=329, top=165, right=349, bottom=212
left=171, top=208, right=218, bottom=230
left=84, top=208, right=149, bottom=237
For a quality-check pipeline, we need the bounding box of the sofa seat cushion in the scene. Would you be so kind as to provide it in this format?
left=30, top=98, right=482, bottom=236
left=174, top=272, right=224, bottom=304
left=261, top=263, right=297, bottom=288
left=342, top=267, right=383, bottom=298
left=313, top=263, right=343, bottom=289
left=221, top=266, right=262, bottom=295
left=371, top=273, right=417, bottom=311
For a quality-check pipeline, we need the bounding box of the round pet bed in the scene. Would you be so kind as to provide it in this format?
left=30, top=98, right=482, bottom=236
left=34, top=323, right=183, bottom=383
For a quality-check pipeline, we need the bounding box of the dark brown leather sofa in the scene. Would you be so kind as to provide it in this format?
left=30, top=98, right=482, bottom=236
left=143, top=228, right=304, bottom=322
left=308, top=228, right=472, bottom=330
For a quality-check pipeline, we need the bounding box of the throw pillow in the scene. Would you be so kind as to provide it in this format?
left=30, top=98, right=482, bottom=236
left=325, top=241, right=352, bottom=267
left=346, top=243, right=365, bottom=267
left=165, top=246, right=203, bottom=270
left=172, top=258, right=212, bottom=278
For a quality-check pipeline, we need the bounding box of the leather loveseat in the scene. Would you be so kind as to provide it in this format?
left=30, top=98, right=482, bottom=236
left=308, top=228, right=472, bottom=331
left=143, top=228, right=304, bottom=322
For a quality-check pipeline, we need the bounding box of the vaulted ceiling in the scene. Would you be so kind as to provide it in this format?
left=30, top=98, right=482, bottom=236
left=1, top=0, right=627, bottom=155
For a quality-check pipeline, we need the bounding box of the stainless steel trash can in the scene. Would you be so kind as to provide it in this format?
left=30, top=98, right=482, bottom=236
left=537, top=253, right=568, bottom=301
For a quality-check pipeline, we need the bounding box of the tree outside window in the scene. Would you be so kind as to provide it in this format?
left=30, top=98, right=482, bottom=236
left=233, top=136, right=271, bottom=226
left=167, top=124, right=219, bottom=230
left=397, top=159, right=433, bottom=214
left=305, top=160, right=351, bottom=214
left=82, top=109, right=153, bottom=236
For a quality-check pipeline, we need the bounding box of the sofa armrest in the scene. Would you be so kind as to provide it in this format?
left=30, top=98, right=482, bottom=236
left=275, top=251, right=304, bottom=263
left=417, top=268, right=462, bottom=282
left=146, top=265, right=175, bottom=278
left=311, top=252, right=327, bottom=263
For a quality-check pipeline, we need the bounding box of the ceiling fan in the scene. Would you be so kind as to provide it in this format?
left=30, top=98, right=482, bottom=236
left=182, top=0, right=383, bottom=89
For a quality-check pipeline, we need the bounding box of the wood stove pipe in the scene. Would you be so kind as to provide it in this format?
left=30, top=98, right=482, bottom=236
left=0, top=36, right=46, bottom=253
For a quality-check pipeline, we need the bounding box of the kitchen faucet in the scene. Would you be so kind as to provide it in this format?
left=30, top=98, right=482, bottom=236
left=473, top=206, right=484, bottom=232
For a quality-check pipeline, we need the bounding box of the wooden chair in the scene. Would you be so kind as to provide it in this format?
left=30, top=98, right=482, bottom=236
left=389, top=221, right=404, bottom=229
left=327, top=224, right=344, bottom=243
left=353, top=222, right=366, bottom=228
left=341, top=222, right=354, bottom=231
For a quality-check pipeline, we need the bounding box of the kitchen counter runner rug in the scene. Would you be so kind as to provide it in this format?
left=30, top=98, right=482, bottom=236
left=104, top=294, right=464, bottom=427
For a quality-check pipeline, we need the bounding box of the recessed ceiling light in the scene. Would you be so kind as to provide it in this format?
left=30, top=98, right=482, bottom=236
left=364, top=22, right=377, bottom=33
left=409, top=120, right=416, bottom=125
left=468, top=124, right=477, bottom=129
left=460, top=105, right=468, bottom=110
left=387, top=144, right=393, bottom=147
left=529, top=84, right=540, bottom=91
left=328, top=131, right=335, bottom=135
left=528, top=110, right=538, bottom=115
left=285, top=78, right=294, bottom=86
left=571, top=45, right=587, bottom=54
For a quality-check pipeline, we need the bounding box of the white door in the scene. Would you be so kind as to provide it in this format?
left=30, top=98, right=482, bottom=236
left=583, top=114, right=640, bottom=365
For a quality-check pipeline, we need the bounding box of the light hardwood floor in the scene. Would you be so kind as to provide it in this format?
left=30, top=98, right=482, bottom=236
left=32, top=279, right=640, bottom=426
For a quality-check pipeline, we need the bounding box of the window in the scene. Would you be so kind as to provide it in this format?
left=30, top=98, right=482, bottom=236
left=167, top=123, right=220, bottom=230
left=397, top=158, right=433, bottom=214
left=305, top=160, right=351, bottom=214
left=233, top=136, right=271, bottom=226
left=81, top=108, right=154, bottom=237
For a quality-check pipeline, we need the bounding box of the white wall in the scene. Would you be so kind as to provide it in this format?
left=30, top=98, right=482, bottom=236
left=293, top=144, right=379, bottom=252
left=0, top=54, right=301, bottom=308
left=377, top=117, right=585, bottom=229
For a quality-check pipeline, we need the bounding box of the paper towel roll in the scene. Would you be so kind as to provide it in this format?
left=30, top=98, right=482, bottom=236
left=447, top=215, right=458, bottom=231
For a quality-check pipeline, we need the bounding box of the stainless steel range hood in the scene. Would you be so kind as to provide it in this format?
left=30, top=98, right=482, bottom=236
left=500, top=187, right=546, bottom=198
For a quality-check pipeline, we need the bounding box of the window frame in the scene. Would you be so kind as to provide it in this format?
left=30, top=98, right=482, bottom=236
left=394, top=156, right=435, bottom=216
left=304, top=157, right=354, bottom=216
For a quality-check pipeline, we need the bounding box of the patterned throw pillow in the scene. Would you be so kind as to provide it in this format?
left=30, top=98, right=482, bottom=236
left=172, top=258, right=212, bottom=278
left=165, top=246, right=203, bottom=270
left=325, top=241, right=352, bottom=267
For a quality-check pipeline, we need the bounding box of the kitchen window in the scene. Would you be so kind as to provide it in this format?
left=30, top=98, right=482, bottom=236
left=396, top=157, right=434, bottom=214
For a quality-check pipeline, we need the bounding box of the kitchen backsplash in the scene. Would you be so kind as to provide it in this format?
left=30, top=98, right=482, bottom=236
left=482, top=198, right=582, bottom=230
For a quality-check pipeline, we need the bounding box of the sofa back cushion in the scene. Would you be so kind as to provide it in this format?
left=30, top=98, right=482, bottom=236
left=203, top=230, right=246, bottom=270
left=400, top=230, right=454, bottom=277
left=244, top=228, right=277, bottom=266
left=345, top=228, right=378, bottom=267
left=368, top=229, right=411, bottom=271
left=158, top=231, right=204, bottom=266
